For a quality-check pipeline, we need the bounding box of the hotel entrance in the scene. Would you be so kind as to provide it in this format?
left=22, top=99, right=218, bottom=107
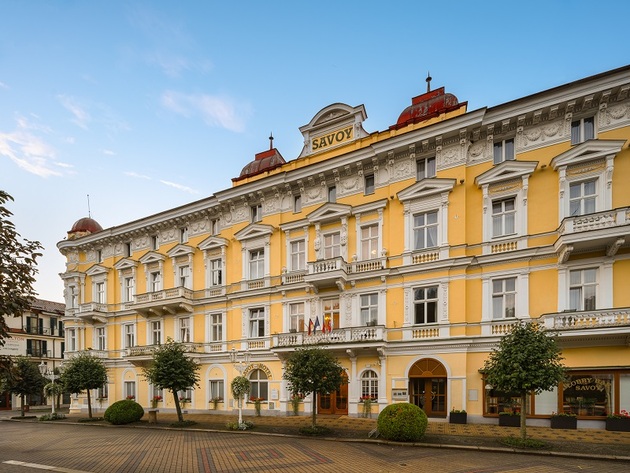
left=318, top=372, right=348, bottom=415
left=409, top=358, right=447, bottom=418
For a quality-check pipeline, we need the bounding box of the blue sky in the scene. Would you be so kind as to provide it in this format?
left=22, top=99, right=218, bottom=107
left=2, top=0, right=629, bottom=302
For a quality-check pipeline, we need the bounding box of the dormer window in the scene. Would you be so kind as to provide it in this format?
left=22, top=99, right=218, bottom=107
left=416, top=156, right=436, bottom=180
left=251, top=204, right=262, bottom=223
left=493, top=139, right=514, bottom=164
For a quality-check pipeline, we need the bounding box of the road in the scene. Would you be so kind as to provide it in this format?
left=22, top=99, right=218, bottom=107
left=0, top=421, right=627, bottom=472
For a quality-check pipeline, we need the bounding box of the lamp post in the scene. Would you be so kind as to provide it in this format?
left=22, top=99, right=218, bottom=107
left=38, top=362, right=58, bottom=415
left=229, top=348, right=250, bottom=426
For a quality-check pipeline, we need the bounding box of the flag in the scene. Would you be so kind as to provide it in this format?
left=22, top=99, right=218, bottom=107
left=308, top=318, right=314, bottom=336
left=324, top=317, right=332, bottom=334
left=313, top=316, right=321, bottom=334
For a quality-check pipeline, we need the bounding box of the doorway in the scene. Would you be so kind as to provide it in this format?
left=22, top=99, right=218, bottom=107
left=409, top=358, right=447, bottom=418
left=318, top=372, right=348, bottom=415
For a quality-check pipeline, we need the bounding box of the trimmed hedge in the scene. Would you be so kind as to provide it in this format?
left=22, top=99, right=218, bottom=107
left=104, top=399, right=145, bottom=425
left=376, top=403, right=428, bottom=442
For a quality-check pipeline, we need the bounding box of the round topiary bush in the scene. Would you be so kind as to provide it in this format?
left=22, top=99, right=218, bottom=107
left=376, top=403, right=428, bottom=442
left=104, top=399, right=145, bottom=425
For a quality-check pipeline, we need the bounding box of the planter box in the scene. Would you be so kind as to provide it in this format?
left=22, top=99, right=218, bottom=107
left=550, top=416, right=577, bottom=429
left=498, top=415, right=520, bottom=427
left=606, top=418, right=630, bottom=432
left=449, top=412, right=467, bottom=424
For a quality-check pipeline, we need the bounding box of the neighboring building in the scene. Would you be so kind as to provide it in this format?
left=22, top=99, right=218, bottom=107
left=0, top=298, right=65, bottom=410
left=57, top=66, right=630, bottom=427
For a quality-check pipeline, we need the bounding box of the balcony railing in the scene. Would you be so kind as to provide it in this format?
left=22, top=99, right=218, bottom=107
left=559, top=207, right=629, bottom=235
left=22, top=326, right=64, bottom=337
left=542, top=308, right=630, bottom=330
left=131, top=287, right=194, bottom=316
left=274, top=325, right=386, bottom=347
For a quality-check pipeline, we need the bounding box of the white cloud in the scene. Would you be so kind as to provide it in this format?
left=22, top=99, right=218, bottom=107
left=124, top=171, right=151, bottom=180
left=57, top=95, right=91, bottom=130
left=159, top=179, right=199, bottom=194
left=0, top=81, right=8, bottom=90
left=102, top=149, right=116, bottom=156
left=160, top=90, right=249, bottom=132
left=0, top=130, right=61, bottom=178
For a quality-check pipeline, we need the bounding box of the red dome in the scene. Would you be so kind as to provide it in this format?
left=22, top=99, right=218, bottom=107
left=70, top=217, right=103, bottom=234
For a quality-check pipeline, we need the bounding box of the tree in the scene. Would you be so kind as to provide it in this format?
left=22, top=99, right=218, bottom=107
left=231, top=375, right=250, bottom=427
left=61, top=352, right=108, bottom=419
left=483, top=321, right=566, bottom=440
left=0, top=357, right=46, bottom=416
left=283, top=347, right=346, bottom=428
left=142, top=339, right=200, bottom=422
left=0, top=190, right=43, bottom=347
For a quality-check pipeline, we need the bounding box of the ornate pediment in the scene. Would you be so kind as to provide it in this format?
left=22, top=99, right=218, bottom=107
left=307, top=203, right=352, bottom=224
left=397, top=178, right=456, bottom=202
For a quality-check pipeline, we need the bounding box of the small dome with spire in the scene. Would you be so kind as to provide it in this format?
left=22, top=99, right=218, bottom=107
left=68, top=217, right=103, bottom=240
left=233, top=134, right=286, bottom=182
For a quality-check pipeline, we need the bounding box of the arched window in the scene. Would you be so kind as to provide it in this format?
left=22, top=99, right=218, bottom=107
left=361, top=370, right=378, bottom=399
left=249, top=369, right=268, bottom=400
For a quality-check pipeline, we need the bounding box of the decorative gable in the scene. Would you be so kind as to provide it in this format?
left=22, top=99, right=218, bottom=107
left=475, top=160, right=538, bottom=187
left=550, top=139, right=625, bottom=169
left=234, top=223, right=274, bottom=242
left=307, top=203, right=352, bottom=225
left=86, top=264, right=109, bottom=277
left=198, top=236, right=229, bottom=251
left=397, top=178, right=456, bottom=202
left=166, top=244, right=195, bottom=258
left=113, top=258, right=138, bottom=271
left=139, top=251, right=166, bottom=265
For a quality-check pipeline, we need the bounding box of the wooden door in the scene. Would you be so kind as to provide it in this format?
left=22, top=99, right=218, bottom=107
left=318, top=372, right=348, bottom=415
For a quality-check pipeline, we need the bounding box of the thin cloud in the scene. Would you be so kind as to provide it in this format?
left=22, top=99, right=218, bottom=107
left=58, top=95, right=91, bottom=130
left=0, top=129, right=61, bottom=178
left=0, top=81, right=9, bottom=90
left=159, top=179, right=199, bottom=194
left=160, top=90, right=249, bottom=132
left=102, top=149, right=116, bottom=156
left=124, top=171, right=152, bottom=180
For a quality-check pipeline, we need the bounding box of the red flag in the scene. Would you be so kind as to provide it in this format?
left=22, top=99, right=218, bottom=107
left=324, top=317, right=332, bottom=333
left=308, top=318, right=314, bottom=335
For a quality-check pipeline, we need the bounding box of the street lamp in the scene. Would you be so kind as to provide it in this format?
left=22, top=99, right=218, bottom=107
left=229, top=348, right=250, bottom=425
left=38, top=362, right=58, bottom=415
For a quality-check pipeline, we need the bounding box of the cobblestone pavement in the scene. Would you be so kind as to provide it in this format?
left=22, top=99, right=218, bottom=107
left=1, top=414, right=629, bottom=473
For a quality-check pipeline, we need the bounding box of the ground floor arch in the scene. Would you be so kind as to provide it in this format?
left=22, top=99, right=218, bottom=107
left=408, top=358, right=447, bottom=418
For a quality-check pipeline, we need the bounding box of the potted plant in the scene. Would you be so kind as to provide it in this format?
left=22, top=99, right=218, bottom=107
left=290, top=393, right=303, bottom=416
left=151, top=395, right=162, bottom=409
left=449, top=408, right=467, bottom=424
left=250, top=397, right=263, bottom=416
left=606, top=410, right=630, bottom=432
left=498, top=410, right=520, bottom=427
left=550, top=412, right=577, bottom=429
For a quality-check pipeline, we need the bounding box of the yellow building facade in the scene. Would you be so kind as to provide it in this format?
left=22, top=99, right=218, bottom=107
left=58, top=66, right=630, bottom=427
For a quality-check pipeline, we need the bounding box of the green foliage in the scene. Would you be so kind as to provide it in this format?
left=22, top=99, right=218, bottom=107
left=483, top=321, right=566, bottom=440
left=283, top=348, right=345, bottom=427
left=61, top=352, right=108, bottom=419
left=39, top=412, right=66, bottom=421
left=231, top=376, right=250, bottom=399
left=501, top=436, right=550, bottom=450
left=142, top=339, right=200, bottom=422
left=1, top=357, right=46, bottom=416
left=104, top=399, right=144, bottom=425
left=226, top=420, right=254, bottom=430
left=377, top=403, right=428, bottom=442
left=0, top=190, right=43, bottom=347
left=298, top=425, right=332, bottom=436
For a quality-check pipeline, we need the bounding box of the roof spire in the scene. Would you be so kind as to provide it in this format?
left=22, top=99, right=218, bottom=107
left=269, top=132, right=274, bottom=150
left=87, top=194, right=91, bottom=218
left=426, top=71, right=432, bottom=93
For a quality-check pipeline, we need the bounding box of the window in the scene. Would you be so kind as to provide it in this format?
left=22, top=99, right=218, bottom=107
left=290, top=240, right=306, bottom=271
left=249, top=308, right=265, bottom=338
left=124, top=381, right=136, bottom=400
left=96, top=249, right=103, bottom=263
left=251, top=204, right=262, bottom=223
left=98, top=384, right=108, bottom=401
left=27, top=339, right=47, bottom=357
left=416, top=156, right=436, bottom=180
left=364, top=174, right=375, bottom=195
left=178, top=388, right=192, bottom=402
left=328, top=185, right=336, bottom=203
left=323, top=232, right=341, bottom=259
left=123, top=324, right=135, bottom=349
left=492, top=198, right=515, bottom=237
left=69, top=286, right=78, bottom=309
left=151, top=384, right=162, bottom=401
left=150, top=320, right=162, bottom=345
left=180, top=227, right=188, bottom=243
left=96, top=326, right=106, bottom=351
left=209, top=313, right=223, bottom=342
left=124, top=242, right=132, bottom=257
left=361, top=370, right=379, bottom=399
left=151, top=235, right=159, bottom=250
left=413, top=211, right=438, bottom=250
left=209, top=380, right=224, bottom=400
left=211, top=219, right=219, bottom=235
left=289, top=302, right=305, bottom=332
left=323, top=298, right=340, bottom=331
left=249, top=249, right=264, bottom=280
left=209, top=259, right=222, bottom=286
left=492, top=278, right=516, bottom=319
left=179, top=317, right=191, bottom=343
left=360, top=293, right=378, bottom=325
left=561, top=373, right=612, bottom=417
left=413, top=287, right=438, bottom=324
left=178, top=265, right=191, bottom=289
left=569, top=180, right=597, bottom=216
left=249, top=369, right=268, bottom=400
left=569, top=268, right=597, bottom=311
left=67, top=328, right=76, bottom=351
left=150, top=271, right=162, bottom=292
left=361, top=224, right=379, bottom=260
left=293, top=194, right=302, bottom=213
left=123, top=276, right=134, bottom=303
left=571, top=117, right=594, bottom=145
left=95, top=281, right=106, bottom=304
left=493, top=138, right=515, bottom=164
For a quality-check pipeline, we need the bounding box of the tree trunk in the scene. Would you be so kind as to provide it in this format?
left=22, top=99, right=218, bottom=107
left=20, top=394, right=25, bottom=417
left=173, top=389, right=183, bottom=422
left=87, top=389, right=92, bottom=419
left=520, top=392, right=527, bottom=440
left=311, top=392, right=317, bottom=428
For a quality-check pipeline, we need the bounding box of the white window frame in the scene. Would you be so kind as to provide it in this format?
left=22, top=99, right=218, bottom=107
left=364, top=174, right=375, bottom=195
left=290, top=239, right=306, bottom=271
left=123, top=323, right=136, bottom=349
left=416, top=156, right=436, bottom=180
left=209, top=258, right=222, bottom=287
left=150, top=271, right=162, bottom=292
left=95, top=326, right=106, bottom=351
left=412, top=210, right=439, bottom=250
left=493, top=138, right=515, bottom=164
left=124, top=381, right=136, bottom=400
left=481, top=271, right=529, bottom=325
left=293, top=194, right=302, bottom=213
left=491, top=197, right=516, bottom=238
left=68, top=285, right=79, bottom=309
left=571, top=116, right=595, bottom=145
left=180, top=227, right=189, bottom=243
left=95, top=281, right=106, bottom=304
left=569, top=179, right=597, bottom=217
left=568, top=268, right=598, bottom=311
left=178, top=316, right=192, bottom=343
left=492, top=277, right=516, bottom=319
left=123, top=276, right=135, bottom=303
left=248, top=369, right=268, bottom=400
left=360, top=224, right=379, bottom=260
left=327, top=185, right=336, bottom=203
left=558, top=260, right=612, bottom=312
left=67, top=328, right=77, bottom=352
left=178, top=265, right=191, bottom=289
left=361, top=369, right=379, bottom=399
left=323, top=231, right=341, bottom=259
left=360, top=293, right=379, bottom=326
left=208, top=312, right=223, bottom=342
left=209, top=379, right=225, bottom=401
left=249, top=308, right=265, bottom=338
left=251, top=204, right=262, bottom=223
left=151, top=235, right=159, bottom=250
left=288, top=302, right=305, bottom=332
left=248, top=248, right=265, bottom=280
left=412, top=286, right=439, bottom=325
left=149, top=320, right=162, bottom=345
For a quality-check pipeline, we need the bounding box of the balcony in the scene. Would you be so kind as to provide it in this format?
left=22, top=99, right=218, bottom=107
left=123, top=342, right=203, bottom=366
left=304, top=257, right=349, bottom=291
left=130, top=287, right=193, bottom=317
left=555, top=207, right=629, bottom=262
left=542, top=308, right=630, bottom=332
left=272, top=325, right=386, bottom=355
left=22, top=326, right=64, bottom=337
